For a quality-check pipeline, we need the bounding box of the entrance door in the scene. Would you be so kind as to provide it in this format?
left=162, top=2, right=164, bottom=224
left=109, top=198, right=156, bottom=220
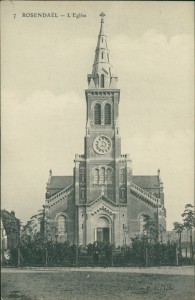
left=97, top=227, right=109, bottom=243
left=103, top=228, right=109, bottom=243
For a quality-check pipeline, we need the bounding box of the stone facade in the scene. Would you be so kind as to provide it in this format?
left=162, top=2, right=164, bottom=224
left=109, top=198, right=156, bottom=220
left=44, top=14, right=166, bottom=246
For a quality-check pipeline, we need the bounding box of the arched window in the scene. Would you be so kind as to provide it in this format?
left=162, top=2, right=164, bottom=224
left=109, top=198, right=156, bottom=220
left=121, top=169, right=125, bottom=183
left=104, top=103, right=111, bottom=125
left=94, top=103, right=101, bottom=125
left=100, top=74, right=104, bottom=88
left=80, top=168, right=85, bottom=183
left=102, top=52, right=104, bottom=59
left=106, top=169, right=112, bottom=184
left=81, top=189, right=85, bottom=200
left=121, top=188, right=125, bottom=200
left=99, top=167, right=106, bottom=184
left=58, top=215, right=66, bottom=235
left=94, top=169, right=99, bottom=184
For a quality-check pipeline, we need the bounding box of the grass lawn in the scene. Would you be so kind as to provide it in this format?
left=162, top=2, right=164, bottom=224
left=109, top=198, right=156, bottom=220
left=1, top=269, right=194, bottom=300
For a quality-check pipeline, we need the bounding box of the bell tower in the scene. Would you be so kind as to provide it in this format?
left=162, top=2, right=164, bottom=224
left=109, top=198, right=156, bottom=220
left=84, top=12, right=124, bottom=204
left=74, top=13, right=132, bottom=245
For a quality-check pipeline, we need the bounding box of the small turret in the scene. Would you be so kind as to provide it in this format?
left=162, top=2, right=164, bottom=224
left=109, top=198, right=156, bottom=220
left=158, top=169, right=161, bottom=181
left=47, top=169, right=52, bottom=185
left=46, top=169, right=52, bottom=199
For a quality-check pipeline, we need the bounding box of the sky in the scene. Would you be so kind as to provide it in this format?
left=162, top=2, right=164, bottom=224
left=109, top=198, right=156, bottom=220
left=1, top=1, right=194, bottom=230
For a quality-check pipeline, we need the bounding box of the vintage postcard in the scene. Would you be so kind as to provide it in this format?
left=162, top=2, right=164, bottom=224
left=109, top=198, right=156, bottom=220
left=1, top=1, right=194, bottom=300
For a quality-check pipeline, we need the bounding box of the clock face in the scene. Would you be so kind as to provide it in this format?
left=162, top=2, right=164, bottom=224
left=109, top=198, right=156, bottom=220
left=93, top=135, right=112, bottom=154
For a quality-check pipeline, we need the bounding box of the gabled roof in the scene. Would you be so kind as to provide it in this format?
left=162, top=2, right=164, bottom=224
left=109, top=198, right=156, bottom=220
left=48, top=175, right=160, bottom=195
left=88, top=195, right=118, bottom=207
left=132, top=175, right=159, bottom=190
left=49, top=176, right=73, bottom=190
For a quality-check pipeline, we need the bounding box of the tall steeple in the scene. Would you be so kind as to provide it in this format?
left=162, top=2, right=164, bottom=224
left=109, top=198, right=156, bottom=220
left=87, top=13, right=118, bottom=89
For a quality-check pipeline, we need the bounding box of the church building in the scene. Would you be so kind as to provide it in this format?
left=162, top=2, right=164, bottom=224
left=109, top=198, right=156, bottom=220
left=44, top=14, right=166, bottom=246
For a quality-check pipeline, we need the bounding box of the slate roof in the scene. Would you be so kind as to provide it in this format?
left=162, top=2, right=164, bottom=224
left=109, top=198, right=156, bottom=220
left=132, top=175, right=159, bottom=190
left=48, top=175, right=159, bottom=193
left=49, top=176, right=73, bottom=190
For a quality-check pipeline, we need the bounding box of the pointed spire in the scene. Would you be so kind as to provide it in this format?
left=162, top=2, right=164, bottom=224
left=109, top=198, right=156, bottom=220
left=87, top=13, right=118, bottom=89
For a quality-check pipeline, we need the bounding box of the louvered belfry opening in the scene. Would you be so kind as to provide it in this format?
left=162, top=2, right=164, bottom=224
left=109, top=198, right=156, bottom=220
left=94, top=103, right=101, bottom=124
left=104, top=103, right=111, bottom=124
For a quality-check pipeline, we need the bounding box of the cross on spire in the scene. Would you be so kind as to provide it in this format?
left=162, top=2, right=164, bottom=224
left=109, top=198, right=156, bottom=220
left=100, top=12, right=106, bottom=18
left=100, top=12, right=105, bottom=23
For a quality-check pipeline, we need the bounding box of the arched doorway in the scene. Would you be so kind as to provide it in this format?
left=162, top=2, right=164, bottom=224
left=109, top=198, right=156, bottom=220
left=95, top=216, right=110, bottom=243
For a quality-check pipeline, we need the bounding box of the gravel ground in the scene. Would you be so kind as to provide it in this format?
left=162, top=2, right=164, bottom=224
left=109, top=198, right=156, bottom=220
left=1, top=267, right=194, bottom=300
left=2, top=266, right=194, bottom=275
